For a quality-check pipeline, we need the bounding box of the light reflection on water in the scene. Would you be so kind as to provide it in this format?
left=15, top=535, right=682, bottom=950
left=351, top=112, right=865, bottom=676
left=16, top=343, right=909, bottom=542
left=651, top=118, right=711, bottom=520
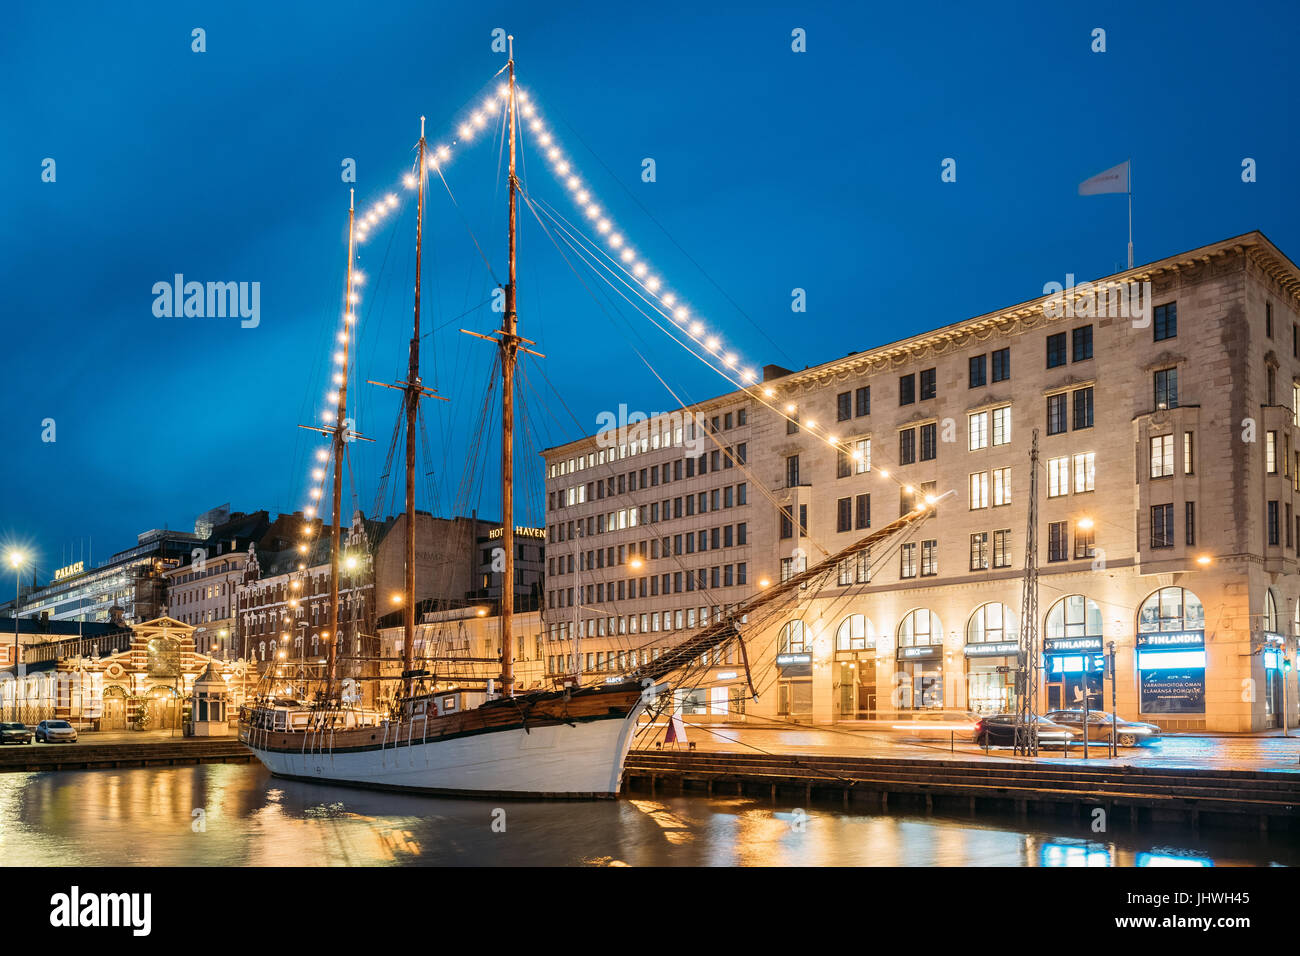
left=0, top=764, right=1289, bottom=866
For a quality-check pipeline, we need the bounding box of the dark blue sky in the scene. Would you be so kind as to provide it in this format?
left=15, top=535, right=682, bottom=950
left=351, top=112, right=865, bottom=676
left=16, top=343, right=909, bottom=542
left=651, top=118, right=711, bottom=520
left=3, top=0, right=1297, bottom=582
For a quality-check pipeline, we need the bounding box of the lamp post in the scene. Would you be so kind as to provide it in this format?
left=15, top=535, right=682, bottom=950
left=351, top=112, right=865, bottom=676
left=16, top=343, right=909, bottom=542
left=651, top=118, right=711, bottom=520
left=7, top=551, right=24, bottom=719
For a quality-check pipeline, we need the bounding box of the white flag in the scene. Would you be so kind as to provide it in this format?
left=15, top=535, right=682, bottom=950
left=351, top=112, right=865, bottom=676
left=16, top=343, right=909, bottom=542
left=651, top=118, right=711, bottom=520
left=1078, top=160, right=1130, bottom=196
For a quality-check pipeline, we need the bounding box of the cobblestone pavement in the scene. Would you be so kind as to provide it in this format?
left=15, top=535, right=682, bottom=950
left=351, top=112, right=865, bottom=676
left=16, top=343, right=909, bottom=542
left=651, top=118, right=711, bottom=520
left=641, top=722, right=1300, bottom=773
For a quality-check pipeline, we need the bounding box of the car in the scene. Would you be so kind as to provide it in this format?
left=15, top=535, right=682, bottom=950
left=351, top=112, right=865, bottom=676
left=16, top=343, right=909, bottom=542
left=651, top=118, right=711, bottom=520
left=1045, top=710, right=1162, bottom=747
left=0, top=722, right=33, bottom=744
left=973, top=713, right=1077, bottom=748
left=34, top=720, right=78, bottom=743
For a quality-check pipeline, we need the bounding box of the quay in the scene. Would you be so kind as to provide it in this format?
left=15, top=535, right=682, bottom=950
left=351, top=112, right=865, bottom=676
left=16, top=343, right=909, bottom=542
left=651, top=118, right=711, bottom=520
left=0, top=735, right=255, bottom=773
left=623, top=749, right=1300, bottom=831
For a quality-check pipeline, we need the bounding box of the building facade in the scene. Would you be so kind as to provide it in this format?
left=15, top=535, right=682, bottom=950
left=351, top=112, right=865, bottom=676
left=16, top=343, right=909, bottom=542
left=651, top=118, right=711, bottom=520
left=542, top=231, right=1300, bottom=733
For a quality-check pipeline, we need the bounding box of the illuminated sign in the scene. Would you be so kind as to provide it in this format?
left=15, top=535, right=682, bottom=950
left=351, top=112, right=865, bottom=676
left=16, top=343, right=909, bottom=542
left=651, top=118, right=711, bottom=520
left=54, top=561, right=85, bottom=581
left=897, top=645, right=942, bottom=661
left=1043, top=637, right=1102, bottom=653
left=775, top=653, right=811, bottom=666
left=1135, top=630, right=1204, bottom=650
left=488, top=526, right=545, bottom=540
left=964, top=641, right=1020, bottom=658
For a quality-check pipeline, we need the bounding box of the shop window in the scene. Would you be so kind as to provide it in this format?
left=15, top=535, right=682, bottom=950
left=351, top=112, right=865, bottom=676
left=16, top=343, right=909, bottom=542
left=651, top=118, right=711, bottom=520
left=835, top=614, right=874, bottom=651
left=1137, top=586, right=1205, bottom=633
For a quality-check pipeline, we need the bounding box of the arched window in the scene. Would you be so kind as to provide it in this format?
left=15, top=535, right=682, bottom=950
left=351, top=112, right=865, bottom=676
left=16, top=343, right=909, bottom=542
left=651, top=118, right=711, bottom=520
left=967, top=603, right=1017, bottom=643
left=898, top=609, right=941, bottom=647
left=779, top=620, right=807, bottom=654
left=1045, top=594, right=1103, bottom=640
left=835, top=614, right=874, bottom=650
left=1265, top=589, right=1279, bottom=633
left=1137, top=587, right=1205, bottom=633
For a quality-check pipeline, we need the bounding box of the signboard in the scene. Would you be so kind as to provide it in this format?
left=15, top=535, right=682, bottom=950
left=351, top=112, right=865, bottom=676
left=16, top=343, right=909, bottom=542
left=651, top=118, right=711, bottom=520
left=488, top=526, right=545, bottom=540
left=54, top=561, right=85, bottom=581
left=964, top=641, right=1020, bottom=658
left=1139, top=667, right=1205, bottom=714
left=1043, top=636, right=1102, bottom=653
left=775, top=652, right=811, bottom=677
left=1135, top=630, right=1205, bottom=650
left=897, top=645, right=942, bottom=661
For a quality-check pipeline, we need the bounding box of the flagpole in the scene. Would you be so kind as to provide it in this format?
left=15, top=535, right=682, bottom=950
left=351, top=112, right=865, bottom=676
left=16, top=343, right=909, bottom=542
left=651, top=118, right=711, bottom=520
left=1127, top=158, right=1134, bottom=269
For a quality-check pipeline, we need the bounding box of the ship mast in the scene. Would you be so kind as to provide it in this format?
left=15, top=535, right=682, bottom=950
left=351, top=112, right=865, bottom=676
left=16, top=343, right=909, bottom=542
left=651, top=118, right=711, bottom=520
left=326, top=189, right=357, bottom=702
left=499, top=37, right=519, bottom=698
left=404, top=119, right=428, bottom=699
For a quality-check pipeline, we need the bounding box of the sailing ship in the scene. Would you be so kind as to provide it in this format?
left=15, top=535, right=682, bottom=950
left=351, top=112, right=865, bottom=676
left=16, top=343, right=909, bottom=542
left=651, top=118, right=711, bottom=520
left=238, top=41, right=938, bottom=798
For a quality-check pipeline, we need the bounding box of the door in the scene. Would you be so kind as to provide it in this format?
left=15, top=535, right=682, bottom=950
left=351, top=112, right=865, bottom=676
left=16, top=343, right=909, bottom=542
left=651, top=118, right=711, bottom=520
left=857, top=660, right=877, bottom=717
left=837, top=663, right=856, bottom=718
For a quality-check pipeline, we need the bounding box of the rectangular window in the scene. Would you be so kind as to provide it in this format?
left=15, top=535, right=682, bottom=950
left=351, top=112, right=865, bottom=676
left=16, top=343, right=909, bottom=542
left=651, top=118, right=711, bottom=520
left=920, top=368, right=936, bottom=401
left=970, top=532, right=989, bottom=571
left=1154, top=367, right=1178, bottom=409
left=1267, top=431, right=1278, bottom=474
left=1268, top=500, right=1280, bottom=546
left=899, top=373, right=915, bottom=406
left=1184, top=432, right=1194, bottom=475
left=1151, top=503, right=1175, bottom=548
left=855, top=386, right=871, bottom=417
left=991, top=406, right=1011, bottom=446
left=1072, top=387, right=1094, bottom=430
left=992, top=529, right=1012, bottom=568
left=836, top=447, right=851, bottom=479
left=899, top=428, right=916, bottom=465
left=855, top=493, right=871, bottom=529
left=968, top=411, right=989, bottom=450
left=779, top=506, right=793, bottom=540
left=1185, top=501, right=1196, bottom=546
left=900, top=542, right=917, bottom=578
left=1047, top=332, right=1067, bottom=369
left=1072, top=452, right=1096, bottom=493
left=1072, top=325, right=1093, bottom=362
left=992, top=467, right=1011, bottom=506
left=920, top=422, right=937, bottom=461
left=836, top=497, right=852, bottom=533
left=969, top=472, right=989, bottom=509
left=920, top=539, right=937, bottom=576
left=1150, top=434, right=1174, bottom=478
left=1048, top=521, right=1068, bottom=561
left=991, top=347, right=1010, bottom=383
left=969, top=354, right=987, bottom=388
left=1046, top=393, right=1067, bottom=435
left=836, top=391, right=852, bottom=422
left=1074, top=526, right=1095, bottom=559
left=853, top=437, right=871, bottom=473
left=1154, top=302, right=1177, bottom=341
left=786, top=454, right=800, bottom=487
left=1047, top=456, right=1069, bottom=497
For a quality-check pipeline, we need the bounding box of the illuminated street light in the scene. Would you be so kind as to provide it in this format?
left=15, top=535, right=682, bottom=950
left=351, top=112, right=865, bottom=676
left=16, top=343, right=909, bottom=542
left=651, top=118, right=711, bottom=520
left=1077, top=517, right=1095, bottom=530
left=1196, top=554, right=1213, bottom=566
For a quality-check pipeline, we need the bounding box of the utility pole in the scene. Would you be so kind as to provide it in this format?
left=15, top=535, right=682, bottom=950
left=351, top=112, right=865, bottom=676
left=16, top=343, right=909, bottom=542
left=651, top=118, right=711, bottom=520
left=1108, top=640, right=1118, bottom=757
left=1014, top=429, right=1041, bottom=756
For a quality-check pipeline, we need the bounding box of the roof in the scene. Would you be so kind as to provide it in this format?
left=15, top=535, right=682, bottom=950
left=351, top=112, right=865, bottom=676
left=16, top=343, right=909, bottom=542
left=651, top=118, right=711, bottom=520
left=0, top=618, right=131, bottom=639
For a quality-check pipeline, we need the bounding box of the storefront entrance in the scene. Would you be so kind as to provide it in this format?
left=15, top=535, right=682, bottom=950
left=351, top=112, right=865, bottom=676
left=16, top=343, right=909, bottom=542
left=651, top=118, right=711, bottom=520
left=1045, top=654, right=1105, bottom=710
left=835, top=659, right=877, bottom=719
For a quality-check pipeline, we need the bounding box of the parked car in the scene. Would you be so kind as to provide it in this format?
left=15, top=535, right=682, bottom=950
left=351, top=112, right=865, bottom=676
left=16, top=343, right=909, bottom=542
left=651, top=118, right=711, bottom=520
left=1045, top=710, right=1162, bottom=747
left=34, top=720, right=78, bottom=743
left=973, top=713, right=1077, bottom=747
left=0, top=722, right=33, bottom=745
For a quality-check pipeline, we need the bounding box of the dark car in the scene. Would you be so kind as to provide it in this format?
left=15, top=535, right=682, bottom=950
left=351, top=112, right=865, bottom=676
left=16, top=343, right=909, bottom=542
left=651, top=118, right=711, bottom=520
left=1045, top=710, right=1162, bottom=747
left=34, top=720, right=78, bottom=743
left=974, top=713, right=1077, bottom=748
left=0, top=722, right=33, bottom=744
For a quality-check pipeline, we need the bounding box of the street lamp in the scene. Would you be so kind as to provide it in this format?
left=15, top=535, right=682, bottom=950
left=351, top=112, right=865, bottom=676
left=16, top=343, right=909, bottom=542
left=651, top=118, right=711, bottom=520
left=7, top=552, right=25, bottom=706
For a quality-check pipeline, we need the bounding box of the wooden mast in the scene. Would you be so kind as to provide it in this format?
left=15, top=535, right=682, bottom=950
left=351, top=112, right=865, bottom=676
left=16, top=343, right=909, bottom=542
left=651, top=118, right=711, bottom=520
left=327, top=189, right=357, bottom=702
left=499, top=37, right=518, bottom=698
left=404, top=119, right=427, bottom=698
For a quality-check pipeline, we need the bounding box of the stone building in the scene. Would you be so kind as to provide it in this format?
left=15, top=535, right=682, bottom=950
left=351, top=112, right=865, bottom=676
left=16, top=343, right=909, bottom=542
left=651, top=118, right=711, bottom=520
left=541, top=231, right=1300, bottom=733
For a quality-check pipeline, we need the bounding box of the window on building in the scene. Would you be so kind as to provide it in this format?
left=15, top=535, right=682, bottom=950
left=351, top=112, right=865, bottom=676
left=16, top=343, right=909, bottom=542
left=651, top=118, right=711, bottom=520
left=992, top=529, right=1012, bottom=568
left=855, top=493, right=871, bottom=529
left=900, top=428, right=917, bottom=465
left=1074, top=526, right=1095, bottom=559
left=920, top=422, right=937, bottom=461
left=1047, top=456, right=1069, bottom=497
left=1073, top=387, right=1094, bottom=430
left=969, top=472, right=989, bottom=509
left=787, top=408, right=799, bottom=434
left=836, top=391, right=852, bottom=422
left=1154, top=302, right=1177, bottom=341
left=1072, top=452, right=1096, bottom=493
left=837, top=497, right=852, bottom=533
left=855, top=386, right=870, bottom=417
left=1150, top=434, right=1174, bottom=478
left=968, top=411, right=989, bottom=450
left=1047, top=393, right=1067, bottom=435
left=970, top=532, right=989, bottom=570
left=1150, top=503, right=1175, bottom=548
left=992, top=467, right=1011, bottom=506
left=853, top=437, right=871, bottom=473
left=1047, top=332, right=1067, bottom=369
left=1267, top=431, right=1279, bottom=473
left=1072, top=325, right=1093, bottom=362
left=900, top=542, right=917, bottom=578
left=1266, top=301, right=1273, bottom=338
left=969, top=354, right=987, bottom=388
left=1047, top=521, right=1068, bottom=561
left=992, top=406, right=1011, bottom=445
left=786, top=454, right=800, bottom=487
left=1186, top=501, right=1195, bottom=546
left=920, top=539, right=937, bottom=576
left=920, top=368, right=936, bottom=401
left=835, top=614, right=873, bottom=650
left=779, top=506, right=794, bottom=540
left=899, top=373, right=915, bottom=406
left=1268, top=500, right=1280, bottom=546
left=836, top=447, right=852, bottom=479
left=991, top=347, right=1010, bottom=383
left=1137, top=586, right=1204, bottom=632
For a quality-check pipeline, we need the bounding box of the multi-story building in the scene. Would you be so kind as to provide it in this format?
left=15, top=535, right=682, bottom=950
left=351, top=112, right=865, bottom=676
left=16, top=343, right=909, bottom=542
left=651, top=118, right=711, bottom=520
left=543, top=231, right=1300, bottom=733
left=541, top=393, right=764, bottom=713
left=376, top=604, right=547, bottom=695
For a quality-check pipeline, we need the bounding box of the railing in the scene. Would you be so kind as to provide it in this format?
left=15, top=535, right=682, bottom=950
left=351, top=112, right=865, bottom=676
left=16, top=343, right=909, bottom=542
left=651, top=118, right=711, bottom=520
left=22, top=630, right=133, bottom=664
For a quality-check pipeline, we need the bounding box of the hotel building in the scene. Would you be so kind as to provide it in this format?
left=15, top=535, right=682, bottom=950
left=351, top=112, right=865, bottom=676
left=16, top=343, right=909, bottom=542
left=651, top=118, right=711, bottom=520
left=542, top=231, right=1300, bottom=733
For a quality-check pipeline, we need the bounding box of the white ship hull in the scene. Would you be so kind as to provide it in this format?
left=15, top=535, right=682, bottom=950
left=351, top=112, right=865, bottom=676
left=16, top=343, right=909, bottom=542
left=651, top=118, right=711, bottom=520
left=247, top=705, right=645, bottom=798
